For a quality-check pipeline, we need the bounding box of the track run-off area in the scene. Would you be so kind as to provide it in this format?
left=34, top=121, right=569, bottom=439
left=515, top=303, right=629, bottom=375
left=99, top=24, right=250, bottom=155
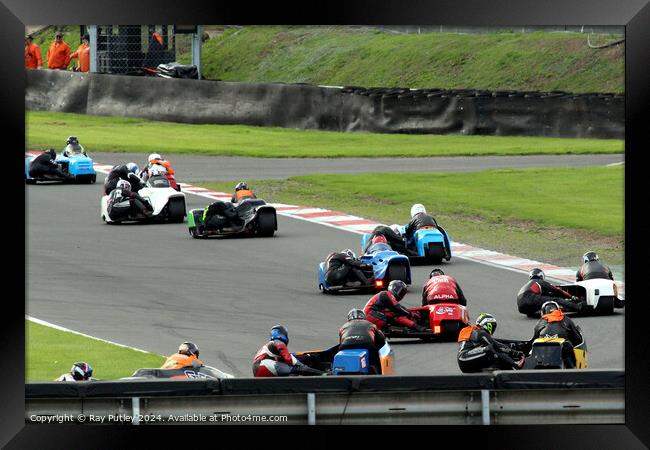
left=25, top=154, right=624, bottom=378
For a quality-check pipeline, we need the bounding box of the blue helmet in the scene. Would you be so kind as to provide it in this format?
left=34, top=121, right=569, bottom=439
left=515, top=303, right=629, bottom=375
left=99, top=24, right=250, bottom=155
left=126, top=162, right=139, bottom=174
left=270, top=325, right=289, bottom=344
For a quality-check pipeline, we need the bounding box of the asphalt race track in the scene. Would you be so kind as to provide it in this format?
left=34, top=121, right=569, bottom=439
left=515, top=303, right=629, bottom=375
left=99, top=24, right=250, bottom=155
left=25, top=166, right=624, bottom=377
left=89, top=153, right=623, bottom=181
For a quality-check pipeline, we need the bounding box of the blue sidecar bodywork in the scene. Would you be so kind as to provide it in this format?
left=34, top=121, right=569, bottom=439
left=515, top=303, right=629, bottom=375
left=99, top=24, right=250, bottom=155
left=361, top=224, right=452, bottom=264
left=25, top=152, right=96, bottom=184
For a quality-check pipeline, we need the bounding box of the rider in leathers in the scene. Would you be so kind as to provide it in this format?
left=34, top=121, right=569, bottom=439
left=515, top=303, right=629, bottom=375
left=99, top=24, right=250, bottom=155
left=421, top=269, right=467, bottom=306
left=106, top=180, right=153, bottom=221
left=104, top=164, right=145, bottom=195
left=339, top=309, right=386, bottom=374
left=517, top=268, right=583, bottom=316
left=29, top=149, right=73, bottom=180
left=252, top=326, right=325, bottom=377
left=529, top=301, right=585, bottom=368
left=325, top=250, right=371, bottom=287
left=363, top=281, right=427, bottom=332
left=457, top=313, right=525, bottom=373
left=576, top=251, right=614, bottom=282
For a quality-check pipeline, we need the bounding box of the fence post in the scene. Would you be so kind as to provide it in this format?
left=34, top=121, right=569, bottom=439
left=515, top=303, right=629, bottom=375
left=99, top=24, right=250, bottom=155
left=307, top=393, right=316, bottom=425
left=192, top=25, right=202, bottom=80
left=481, top=390, right=490, bottom=425
left=89, top=25, right=97, bottom=73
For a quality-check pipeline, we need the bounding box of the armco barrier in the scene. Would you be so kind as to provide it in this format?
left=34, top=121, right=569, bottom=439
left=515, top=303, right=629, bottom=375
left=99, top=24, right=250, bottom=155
left=25, top=70, right=623, bottom=139
left=26, top=370, right=624, bottom=425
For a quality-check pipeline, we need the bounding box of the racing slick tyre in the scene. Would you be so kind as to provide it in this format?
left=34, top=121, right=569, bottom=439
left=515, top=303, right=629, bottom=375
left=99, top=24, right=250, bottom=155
left=426, top=243, right=445, bottom=264
left=256, top=209, right=276, bottom=237
left=386, top=261, right=409, bottom=284
left=167, top=198, right=186, bottom=223
left=189, top=227, right=200, bottom=239
left=594, top=296, right=615, bottom=315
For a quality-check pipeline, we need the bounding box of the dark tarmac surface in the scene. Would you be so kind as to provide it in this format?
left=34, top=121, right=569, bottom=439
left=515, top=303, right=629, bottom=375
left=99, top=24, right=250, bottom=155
left=26, top=168, right=624, bottom=377
left=88, top=153, right=624, bottom=181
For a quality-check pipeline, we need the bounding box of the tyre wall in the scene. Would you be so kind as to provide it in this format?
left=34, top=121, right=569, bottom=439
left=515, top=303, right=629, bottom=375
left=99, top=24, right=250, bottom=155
left=26, top=70, right=623, bottom=139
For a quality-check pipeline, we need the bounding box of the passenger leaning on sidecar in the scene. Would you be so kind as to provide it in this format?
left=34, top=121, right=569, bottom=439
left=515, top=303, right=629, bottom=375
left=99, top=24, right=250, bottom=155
left=252, top=326, right=326, bottom=377
left=339, top=309, right=386, bottom=373
left=529, top=301, right=585, bottom=368
left=104, top=164, right=144, bottom=195
left=363, top=225, right=408, bottom=255
left=325, top=249, right=372, bottom=288
left=457, top=313, right=525, bottom=373
left=200, top=200, right=244, bottom=231
left=517, top=268, right=583, bottom=316
left=106, top=180, right=153, bottom=221
left=29, top=149, right=74, bottom=180
left=161, top=342, right=204, bottom=369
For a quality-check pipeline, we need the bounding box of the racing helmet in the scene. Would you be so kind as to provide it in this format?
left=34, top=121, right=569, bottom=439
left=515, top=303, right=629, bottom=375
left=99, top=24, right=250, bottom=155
left=126, top=162, right=139, bottom=174
left=71, top=362, right=93, bottom=381
left=66, top=136, right=79, bottom=145
left=178, top=342, right=200, bottom=358
left=371, top=235, right=388, bottom=245
left=429, top=268, right=445, bottom=278
left=410, top=203, right=426, bottom=218
left=116, top=179, right=131, bottom=191
left=235, top=182, right=249, bottom=191
left=529, top=268, right=545, bottom=280
left=476, top=313, right=497, bottom=335
left=583, top=251, right=599, bottom=263
left=347, top=309, right=366, bottom=321
left=270, top=325, right=289, bottom=344
left=541, top=301, right=560, bottom=315
left=342, top=249, right=356, bottom=259
left=148, top=153, right=162, bottom=164
left=387, top=280, right=408, bottom=301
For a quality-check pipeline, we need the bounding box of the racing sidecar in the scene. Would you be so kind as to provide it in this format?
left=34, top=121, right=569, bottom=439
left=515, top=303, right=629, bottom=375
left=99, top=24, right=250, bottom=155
left=384, top=302, right=470, bottom=341
left=318, top=248, right=411, bottom=294
left=361, top=224, right=452, bottom=264
left=25, top=152, right=96, bottom=184
left=557, top=278, right=624, bottom=315
left=294, top=342, right=395, bottom=375
left=187, top=198, right=277, bottom=238
left=522, top=337, right=588, bottom=370
left=121, top=364, right=234, bottom=380
left=101, top=174, right=186, bottom=223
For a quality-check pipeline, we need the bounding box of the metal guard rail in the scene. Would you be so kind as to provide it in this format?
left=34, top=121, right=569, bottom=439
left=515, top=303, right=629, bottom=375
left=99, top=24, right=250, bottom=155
left=26, top=370, right=624, bottom=425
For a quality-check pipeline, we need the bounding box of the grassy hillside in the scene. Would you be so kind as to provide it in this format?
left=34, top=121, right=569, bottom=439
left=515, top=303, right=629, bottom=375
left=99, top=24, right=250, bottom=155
left=29, top=26, right=623, bottom=94
left=188, top=26, right=623, bottom=94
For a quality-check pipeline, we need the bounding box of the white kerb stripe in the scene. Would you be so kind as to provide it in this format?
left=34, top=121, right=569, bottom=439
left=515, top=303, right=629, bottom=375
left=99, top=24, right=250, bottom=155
left=26, top=315, right=156, bottom=354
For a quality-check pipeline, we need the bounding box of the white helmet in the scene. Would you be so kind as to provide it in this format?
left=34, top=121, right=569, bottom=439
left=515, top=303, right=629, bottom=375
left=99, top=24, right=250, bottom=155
left=410, top=204, right=426, bottom=218
left=148, top=153, right=162, bottom=163
left=390, top=224, right=402, bottom=235
left=116, top=179, right=131, bottom=191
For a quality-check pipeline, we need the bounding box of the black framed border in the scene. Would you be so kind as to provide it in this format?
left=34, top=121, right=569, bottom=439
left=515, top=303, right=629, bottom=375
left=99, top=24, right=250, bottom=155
left=4, top=0, right=648, bottom=447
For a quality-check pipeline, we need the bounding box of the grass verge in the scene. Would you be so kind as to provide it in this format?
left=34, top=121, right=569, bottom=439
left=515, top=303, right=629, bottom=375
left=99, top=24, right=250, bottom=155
left=26, top=319, right=165, bottom=381
left=196, top=166, right=624, bottom=269
left=27, top=111, right=623, bottom=158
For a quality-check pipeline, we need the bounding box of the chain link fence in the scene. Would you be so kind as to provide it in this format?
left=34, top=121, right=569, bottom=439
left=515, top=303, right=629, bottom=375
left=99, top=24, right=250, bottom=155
left=90, top=25, right=193, bottom=75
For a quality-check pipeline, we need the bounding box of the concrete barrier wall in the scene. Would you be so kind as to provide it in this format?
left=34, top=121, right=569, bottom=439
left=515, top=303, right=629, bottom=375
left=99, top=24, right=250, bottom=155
left=26, top=70, right=624, bottom=139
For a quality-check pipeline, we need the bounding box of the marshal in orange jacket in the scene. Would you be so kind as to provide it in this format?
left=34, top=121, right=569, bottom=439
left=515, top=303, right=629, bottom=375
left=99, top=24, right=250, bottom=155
left=47, top=40, right=71, bottom=70
left=71, top=42, right=90, bottom=72
left=25, top=42, right=43, bottom=69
